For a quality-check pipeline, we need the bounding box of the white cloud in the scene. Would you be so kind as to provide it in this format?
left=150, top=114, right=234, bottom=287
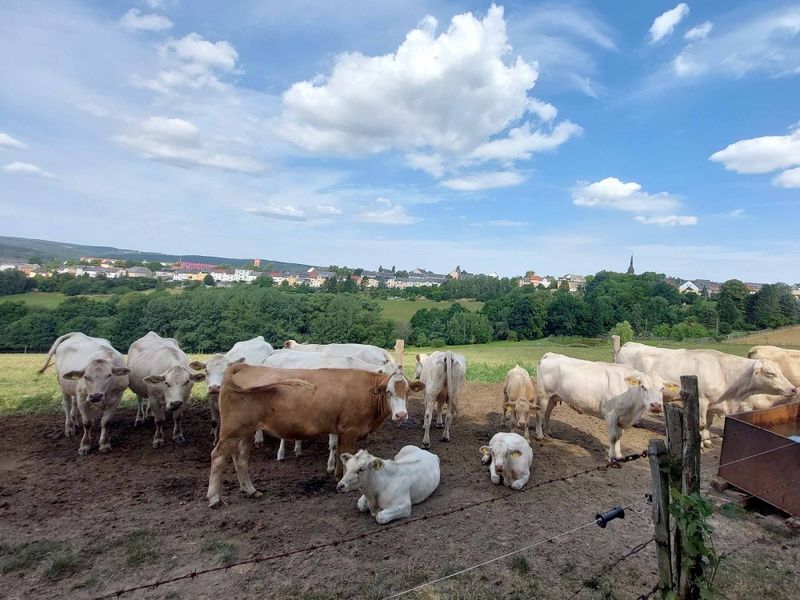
left=672, top=7, right=800, bottom=78
left=315, top=204, right=342, bottom=215
left=634, top=214, right=697, bottom=226
left=278, top=5, right=578, bottom=184
left=245, top=204, right=307, bottom=222
left=120, top=9, right=172, bottom=32
left=114, top=116, right=262, bottom=173
left=572, top=177, right=680, bottom=212
left=710, top=127, right=800, bottom=174
left=649, top=3, right=690, bottom=44
left=3, top=162, right=54, bottom=178
left=0, top=133, right=26, bottom=150
left=684, top=21, right=713, bottom=41
left=774, top=167, right=800, bottom=188
left=139, top=33, right=239, bottom=93
left=441, top=171, right=525, bottom=191
left=358, top=198, right=419, bottom=225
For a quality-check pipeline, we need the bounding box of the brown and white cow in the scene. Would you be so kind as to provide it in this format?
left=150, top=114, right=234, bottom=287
left=418, top=351, right=466, bottom=448
left=502, top=365, right=539, bottom=440
left=39, top=332, right=130, bottom=455
left=128, top=332, right=205, bottom=448
left=206, top=364, right=424, bottom=507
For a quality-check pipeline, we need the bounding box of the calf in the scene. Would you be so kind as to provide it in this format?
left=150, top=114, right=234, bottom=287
left=337, top=446, right=440, bottom=524
left=480, top=432, right=533, bottom=490
left=419, top=351, right=467, bottom=448
left=502, top=365, right=539, bottom=440
left=207, top=364, right=423, bottom=507
left=538, top=353, right=665, bottom=462
left=414, top=353, right=429, bottom=379
left=39, top=332, right=130, bottom=455
left=128, top=332, right=205, bottom=448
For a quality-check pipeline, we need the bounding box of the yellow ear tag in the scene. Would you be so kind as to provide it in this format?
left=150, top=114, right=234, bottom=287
left=480, top=447, right=490, bottom=456
left=373, top=460, right=383, bottom=470
left=511, top=450, right=522, bottom=458
left=625, top=376, right=641, bottom=386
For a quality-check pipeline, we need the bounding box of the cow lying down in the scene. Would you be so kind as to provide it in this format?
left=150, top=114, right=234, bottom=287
left=480, top=432, right=533, bottom=490
left=337, top=446, right=440, bottom=524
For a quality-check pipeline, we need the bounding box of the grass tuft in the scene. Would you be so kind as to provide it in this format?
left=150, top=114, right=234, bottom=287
left=510, top=555, right=530, bottom=576
left=126, top=530, right=158, bottom=567
left=202, top=540, right=238, bottom=565
left=0, top=540, right=62, bottom=574
left=44, top=549, right=86, bottom=580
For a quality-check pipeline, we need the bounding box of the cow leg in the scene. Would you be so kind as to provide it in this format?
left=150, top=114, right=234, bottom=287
left=335, top=434, right=357, bottom=479
left=327, top=435, right=338, bottom=473
left=98, top=405, right=116, bottom=453
left=209, top=394, right=220, bottom=444
left=436, top=403, right=445, bottom=428
left=172, top=407, right=186, bottom=444
left=699, top=397, right=712, bottom=449
left=422, top=394, right=434, bottom=448
left=277, top=439, right=287, bottom=461
left=234, top=436, right=262, bottom=498
left=489, top=460, right=501, bottom=485
left=294, top=440, right=302, bottom=457
left=606, top=418, right=623, bottom=463
left=357, top=495, right=369, bottom=512
left=375, top=501, right=412, bottom=525
left=543, top=396, right=558, bottom=438
left=207, top=437, right=240, bottom=508
left=150, top=403, right=166, bottom=448
left=441, top=402, right=453, bottom=442
left=62, top=393, right=76, bottom=437
left=511, top=472, right=530, bottom=491
left=77, top=400, right=93, bottom=456
left=254, top=429, right=264, bottom=448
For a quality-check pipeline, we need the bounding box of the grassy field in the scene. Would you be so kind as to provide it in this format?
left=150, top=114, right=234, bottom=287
left=729, top=324, right=800, bottom=346
left=376, top=297, right=483, bottom=324
left=0, top=291, right=69, bottom=308
left=1, top=337, right=760, bottom=415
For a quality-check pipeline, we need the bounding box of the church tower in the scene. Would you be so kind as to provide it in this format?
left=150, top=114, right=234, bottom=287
left=626, top=255, right=635, bottom=275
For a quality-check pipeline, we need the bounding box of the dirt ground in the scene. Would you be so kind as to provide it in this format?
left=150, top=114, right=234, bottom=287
left=1, top=384, right=797, bottom=600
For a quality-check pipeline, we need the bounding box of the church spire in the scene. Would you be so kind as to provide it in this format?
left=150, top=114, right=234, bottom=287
left=627, top=255, right=635, bottom=275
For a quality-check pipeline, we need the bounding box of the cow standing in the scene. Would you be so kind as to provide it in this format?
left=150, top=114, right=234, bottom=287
left=537, top=353, right=665, bottom=461
left=38, top=332, right=130, bottom=455
left=419, top=350, right=466, bottom=448
left=207, top=364, right=423, bottom=507
left=501, top=365, right=539, bottom=440
left=128, top=332, right=205, bottom=448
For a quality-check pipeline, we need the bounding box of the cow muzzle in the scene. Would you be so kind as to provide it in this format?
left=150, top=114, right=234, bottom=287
left=208, top=385, right=220, bottom=394
left=494, top=464, right=504, bottom=474
left=336, top=482, right=348, bottom=493
left=393, top=411, right=408, bottom=421
left=649, top=403, right=663, bottom=413
left=167, top=400, right=184, bottom=412
left=88, top=393, right=105, bottom=403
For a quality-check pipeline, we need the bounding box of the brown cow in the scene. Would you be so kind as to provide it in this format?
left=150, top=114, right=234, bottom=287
left=206, top=364, right=424, bottom=507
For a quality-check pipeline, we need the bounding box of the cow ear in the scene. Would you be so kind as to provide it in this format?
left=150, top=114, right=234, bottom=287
left=112, top=367, right=130, bottom=376
left=340, top=453, right=353, bottom=464
left=479, top=446, right=491, bottom=456
left=188, top=360, right=206, bottom=371
left=510, top=450, right=523, bottom=458
left=144, top=374, right=166, bottom=384
left=624, top=376, right=641, bottom=387
left=62, top=370, right=84, bottom=381
left=233, top=357, right=246, bottom=364
left=372, top=459, right=384, bottom=471
left=409, top=380, right=425, bottom=393
left=190, top=372, right=206, bottom=382
left=373, top=375, right=391, bottom=395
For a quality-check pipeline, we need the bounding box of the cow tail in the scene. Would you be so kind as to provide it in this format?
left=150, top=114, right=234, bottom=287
left=446, top=351, right=457, bottom=418
left=611, top=335, right=621, bottom=362
left=37, top=333, right=75, bottom=375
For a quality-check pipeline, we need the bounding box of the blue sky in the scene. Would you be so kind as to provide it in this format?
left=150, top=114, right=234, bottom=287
left=1, top=1, right=798, bottom=282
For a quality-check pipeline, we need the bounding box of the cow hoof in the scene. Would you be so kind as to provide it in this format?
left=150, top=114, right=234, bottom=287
left=153, top=439, right=164, bottom=449
left=134, top=418, right=142, bottom=427
left=78, top=446, right=91, bottom=456
left=208, top=496, right=222, bottom=509
left=440, top=436, right=450, bottom=443
left=608, top=460, right=622, bottom=469
left=99, top=444, right=111, bottom=453
left=174, top=435, right=187, bottom=445
left=422, top=441, right=431, bottom=449
left=254, top=440, right=263, bottom=449
left=247, top=490, right=263, bottom=499
left=490, top=475, right=501, bottom=485
left=435, top=423, right=444, bottom=429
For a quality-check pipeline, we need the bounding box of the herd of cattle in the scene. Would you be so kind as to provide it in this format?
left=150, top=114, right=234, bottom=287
left=37, top=331, right=800, bottom=522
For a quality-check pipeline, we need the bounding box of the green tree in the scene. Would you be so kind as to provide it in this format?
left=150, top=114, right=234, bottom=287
left=609, top=321, right=634, bottom=345
left=203, top=274, right=216, bottom=286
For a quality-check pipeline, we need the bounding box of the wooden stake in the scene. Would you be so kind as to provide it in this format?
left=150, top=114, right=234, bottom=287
left=679, top=375, right=702, bottom=600
left=394, top=339, right=405, bottom=370
left=649, top=438, right=673, bottom=596
left=665, top=402, right=685, bottom=588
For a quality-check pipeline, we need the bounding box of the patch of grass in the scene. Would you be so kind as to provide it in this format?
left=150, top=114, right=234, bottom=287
left=0, top=540, right=62, bottom=573
left=126, top=530, right=158, bottom=567
left=0, top=291, right=67, bottom=308
left=720, top=502, right=747, bottom=520
left=377, top=298, right=484, bottom=325
left=202, top=540, right=237, bottom=565
left=44, top=549, right=86, bottom=580
left=510, top=555, right=530, bottom=576
left=71, top=575, right=100, bottom=591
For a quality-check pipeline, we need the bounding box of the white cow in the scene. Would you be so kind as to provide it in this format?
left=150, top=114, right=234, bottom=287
left=480, top=432, right=533, bottom=490
left=263, top=350, right=400, bottom=471
left=38, top=332, right=130, bottom=455
left=337, top=446, right=440, bottom=524
left=189, top=336, right=274, bottom=445
left=282, top=340, right=394, bottom=366
left=128, top=331, right=205, bottom=448
left=502, top=365, right=539, bottom=440
left=745, top=346, right=800, bottom=409
left=612, top=338, right=797, bottom=447
left=419, top=350, right=467, bottom=448
left=537, top=353, right=666, bottom=461
left=414, top=353, right=429, bottom=379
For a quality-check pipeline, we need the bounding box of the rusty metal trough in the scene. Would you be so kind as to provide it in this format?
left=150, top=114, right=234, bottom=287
left=718, top=401, right=800, bottom=517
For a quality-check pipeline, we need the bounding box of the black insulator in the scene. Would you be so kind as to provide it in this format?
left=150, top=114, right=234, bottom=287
left=595, top=506, right=626, bottom=528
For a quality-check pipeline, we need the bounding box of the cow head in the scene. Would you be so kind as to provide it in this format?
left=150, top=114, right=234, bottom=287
left=479, top=439, right=525, bottom=476
left=625, top=372, right=665, bottom=414
left=375, top=370, right=424, bottom=422
left=337, top=449, right=383, bottom=493
left=195, top=355, right=245, bottom=394
left=63, top=359, right=130, bottom=403
left=414, top=354, right=428, bottom=379
left=504, top=398, right=531, bottom=431
left=752, top=359, right=797, bottom=398
left=143, top=365, right=205, bottom=411
left=283, top=339, right=298, bottom=349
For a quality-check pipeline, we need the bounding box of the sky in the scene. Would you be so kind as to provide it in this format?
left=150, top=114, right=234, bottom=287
left=0, top=1, right=799, bottom=283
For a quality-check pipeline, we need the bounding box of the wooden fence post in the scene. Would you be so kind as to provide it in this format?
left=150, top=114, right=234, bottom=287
left=679, top=375, right=702, bottom=600
left=394, top=339, right=405, bottom=370
left=665, top=402, right=684, bottom=587
left=648, top=438, right=673, bottom=596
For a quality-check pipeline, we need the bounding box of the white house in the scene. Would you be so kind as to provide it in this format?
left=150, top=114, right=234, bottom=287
left=678, top=281, right=701, bottom=294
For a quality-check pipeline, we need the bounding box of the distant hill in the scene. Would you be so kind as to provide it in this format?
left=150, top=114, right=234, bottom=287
left=0, top=236, right=313, bottom=272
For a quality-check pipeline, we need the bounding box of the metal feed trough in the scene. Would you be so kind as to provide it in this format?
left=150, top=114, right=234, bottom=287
left=718, top=401, right=800, bottom=517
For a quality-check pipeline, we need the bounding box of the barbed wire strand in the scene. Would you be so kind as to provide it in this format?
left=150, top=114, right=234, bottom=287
left=568, top=534, right=656, bottom=599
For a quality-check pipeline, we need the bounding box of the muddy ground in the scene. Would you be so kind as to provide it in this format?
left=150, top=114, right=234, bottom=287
left=1, top=383, right=797, bottom=599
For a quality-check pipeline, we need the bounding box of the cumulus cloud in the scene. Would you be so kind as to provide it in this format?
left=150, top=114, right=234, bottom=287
left=684, top=21, right=713, bottom=41
left=114, top=116, right=262, bottom=173
left=774, top=167, right=800, bottom=188
left=634, top=215, right=697, bottom=226
left=3, top=162, right=54, bottom=178
left=358, top=198, right=419, bottom=225
left=119, top=9, right=172, bottom=32
left=672, top=7, right=800, bottom=78
left=245, top=204, right=307, bottom=221
left=572, top=177, right=680, bottom=212
left=710, top=127, right=800, bottom=175
left=441, top=171, right=525, bottom=191
left=649, top=3, right=690, bottom=44
left=138, top=33, right=239, bottom=93
left=0, top=133, right=26, bottom=150
left=278, top=5, right=578, bottom=184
